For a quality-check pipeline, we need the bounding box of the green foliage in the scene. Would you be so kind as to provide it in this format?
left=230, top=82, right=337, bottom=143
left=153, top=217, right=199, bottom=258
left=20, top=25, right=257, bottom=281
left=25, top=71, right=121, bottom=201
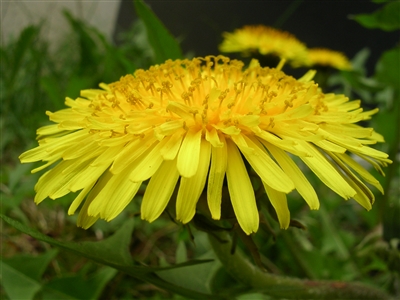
left=1, top=250, right=58, bottom=300
left=1, top=0, right=399, bottom=299
left=41, top=266, right=117, bottom=300
left=352, top=1, right=400, bottom=31
left=134, top=0, right=183, bottom=63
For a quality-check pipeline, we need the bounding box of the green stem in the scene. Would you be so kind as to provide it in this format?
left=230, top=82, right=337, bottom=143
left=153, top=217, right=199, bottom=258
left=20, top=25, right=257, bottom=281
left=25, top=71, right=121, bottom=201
left=208, top=230, right=392, bottom=300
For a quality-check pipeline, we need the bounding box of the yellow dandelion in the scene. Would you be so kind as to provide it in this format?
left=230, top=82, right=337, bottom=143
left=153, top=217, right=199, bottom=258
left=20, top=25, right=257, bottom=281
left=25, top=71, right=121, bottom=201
left=306, top=48, right=353, bottom=70
left=219, top=25, right=308, bottom=66
left=20, top=56, right=391, bottom=235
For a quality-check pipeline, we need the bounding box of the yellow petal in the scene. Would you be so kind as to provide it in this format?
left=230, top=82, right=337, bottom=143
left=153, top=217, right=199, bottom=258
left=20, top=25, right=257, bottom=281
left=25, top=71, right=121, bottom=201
left=110, top=134, right=156, bottom=174
left=176, top=139, right=211, bottom=223
left=205, top=127, right=224, bottom=147
left=263, top=183, right=290, bottom=229
left=76, top=171, right=114, bottom=229
left=237, top=135, right=295, bottom=193
left=129, top=141, right=164, bottom=182
left=336, top=152, right=383, bottom=193
left=326, top=151, right=374, bottom=209
left=88, top=167, right=142, bottom=221
left=177, top=129, right=202, bottom=177
left=298, top=141, right=356, bottom=199
left=266, top=142, right=319, bottom=210
left=68, top=163, right=110, bottom=192
left=160, top=130, right=185, bottom=160
left=226, top=139, right=259, bottom=235
left=207, top=135, right=228, bottom=220
left=19, top=130, right=87, bottom=163
left=255, top=128, right=309, bottom=157
left=34, top=160, right=79, bottom=203
left=68, top=181, right=96, bottom=215
left=141, top=159, right=180, bottom=222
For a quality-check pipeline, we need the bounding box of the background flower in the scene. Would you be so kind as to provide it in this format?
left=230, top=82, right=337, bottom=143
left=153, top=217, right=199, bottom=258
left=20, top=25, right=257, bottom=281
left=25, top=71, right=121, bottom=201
left=219, top=25, right=308, bottom=66
left=306, top=48, right=353, bottom=70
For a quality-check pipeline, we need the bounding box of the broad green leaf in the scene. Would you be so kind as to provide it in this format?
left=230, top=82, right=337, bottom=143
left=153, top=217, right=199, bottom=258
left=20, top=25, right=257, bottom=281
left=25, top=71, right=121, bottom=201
left=134, top=0, right=183, bottom=63
left=1, top=249, right=58, bottom=300
left=42, top=267, right=117, bottom=300
left=352, top=2, right=400, bottom=31
left=175, top=240, right=188, bottom=264
left=157, top=251, right=220, bottom=295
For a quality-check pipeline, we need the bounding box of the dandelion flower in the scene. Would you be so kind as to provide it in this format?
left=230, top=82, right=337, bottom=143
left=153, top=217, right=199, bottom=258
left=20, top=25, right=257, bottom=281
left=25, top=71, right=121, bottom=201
left=306, top=48, right=352, bottom=70
left=20, top=56, right=390, bottom=235
left=219, top=25, right=308, bottom=66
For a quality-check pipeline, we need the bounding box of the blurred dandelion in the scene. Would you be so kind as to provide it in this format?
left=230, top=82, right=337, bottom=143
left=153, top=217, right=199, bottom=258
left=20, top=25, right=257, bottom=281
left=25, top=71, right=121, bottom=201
left=219, top=25, right=308, bottom=67
left=20, top=56, right=391, bottom=235
left=306, top=48, right=353, bottom=70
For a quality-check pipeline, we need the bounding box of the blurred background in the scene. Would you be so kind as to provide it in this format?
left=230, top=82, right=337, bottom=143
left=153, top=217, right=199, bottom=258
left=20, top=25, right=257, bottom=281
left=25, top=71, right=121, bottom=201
left=3, top=1, right=398, bottom=73
left=1, top=1, right=399, bottom=299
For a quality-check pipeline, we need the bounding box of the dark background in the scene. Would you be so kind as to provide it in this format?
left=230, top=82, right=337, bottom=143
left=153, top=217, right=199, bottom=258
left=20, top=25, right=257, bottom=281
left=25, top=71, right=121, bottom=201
left=114, top=0, right=399, bottom=75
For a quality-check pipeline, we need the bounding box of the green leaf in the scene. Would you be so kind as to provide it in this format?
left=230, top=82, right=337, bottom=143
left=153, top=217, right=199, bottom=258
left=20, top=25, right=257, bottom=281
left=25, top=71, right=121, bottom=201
left=1, top=249, right=58, bottom=300
left=42, top=267, right=117, bottom=300
left=134, top=0, right=183, bottom=64
left=1, top=214, right=219, bottom=299
left=157, top=251, right=220, bottom=295
left=40, top=76, right=66, bottom=110
left=352, top=1, right=400, bottom=31
left=375, top=47, right=400, bottom=88
left=9, top=25, right=41, bottom=86
left=63, top=10, right=101, bottom=74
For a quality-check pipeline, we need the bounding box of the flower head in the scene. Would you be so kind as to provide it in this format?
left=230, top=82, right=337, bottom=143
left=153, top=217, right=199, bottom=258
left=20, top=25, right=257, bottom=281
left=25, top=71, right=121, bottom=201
left=219, top=25, right=308, bottom=66
left=306, top=48, right=352, bottom=70
left=20, top=56, right=390, bottom=235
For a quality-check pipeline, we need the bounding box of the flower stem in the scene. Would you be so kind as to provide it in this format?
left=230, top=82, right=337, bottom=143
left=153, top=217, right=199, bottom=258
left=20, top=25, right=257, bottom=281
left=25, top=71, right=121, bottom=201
left=208, top=230, right=392, bottom=299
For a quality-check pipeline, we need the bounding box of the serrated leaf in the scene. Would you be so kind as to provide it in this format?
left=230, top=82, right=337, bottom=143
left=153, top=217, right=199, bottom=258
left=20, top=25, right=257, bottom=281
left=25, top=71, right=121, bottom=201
left=0, top=215, right=141, bottom=271
left=352, top=2, right=400, bottom=31
left=134, top=0, right=183, bottom=64
left=1, top=214, right=219, bottom=299
left=1, top=249, right=58, bottom=300
left=42, top=267, right=117, bottom=300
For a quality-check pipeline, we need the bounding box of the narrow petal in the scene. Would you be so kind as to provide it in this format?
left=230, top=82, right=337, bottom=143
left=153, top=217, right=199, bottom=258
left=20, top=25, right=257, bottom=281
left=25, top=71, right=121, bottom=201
left=110, top=134, right=156, bottom=174
left=160, top=130, right=185, bottom=160
left=34, top=160, right=80, bottom=203
left=68, top=181, right=96, bottom=215
left=129, top=141, right=165, bottom=182
left=297, top=141, right=356, bottom=199
left=141, top=159, right=180, bottom=222
left=265, top=141, right=319, bottom=210
left=176, top=139, right=211, bottom=223
left=207, top=135, right=228, bottom=219
left=177, top=129, right=202, bottom=177
left=88, top=166, right=142, bottom=221
left=326, top=151, right=374, bottom=209
left=226, top=139, right=259, bottom=235
left=263, top=182, right=290, bottom=229
left=76, top=171, right=115, bottom=229
left=335, top=152, right=383, bottom=193
left=236, top=135, right=295, bottom=193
